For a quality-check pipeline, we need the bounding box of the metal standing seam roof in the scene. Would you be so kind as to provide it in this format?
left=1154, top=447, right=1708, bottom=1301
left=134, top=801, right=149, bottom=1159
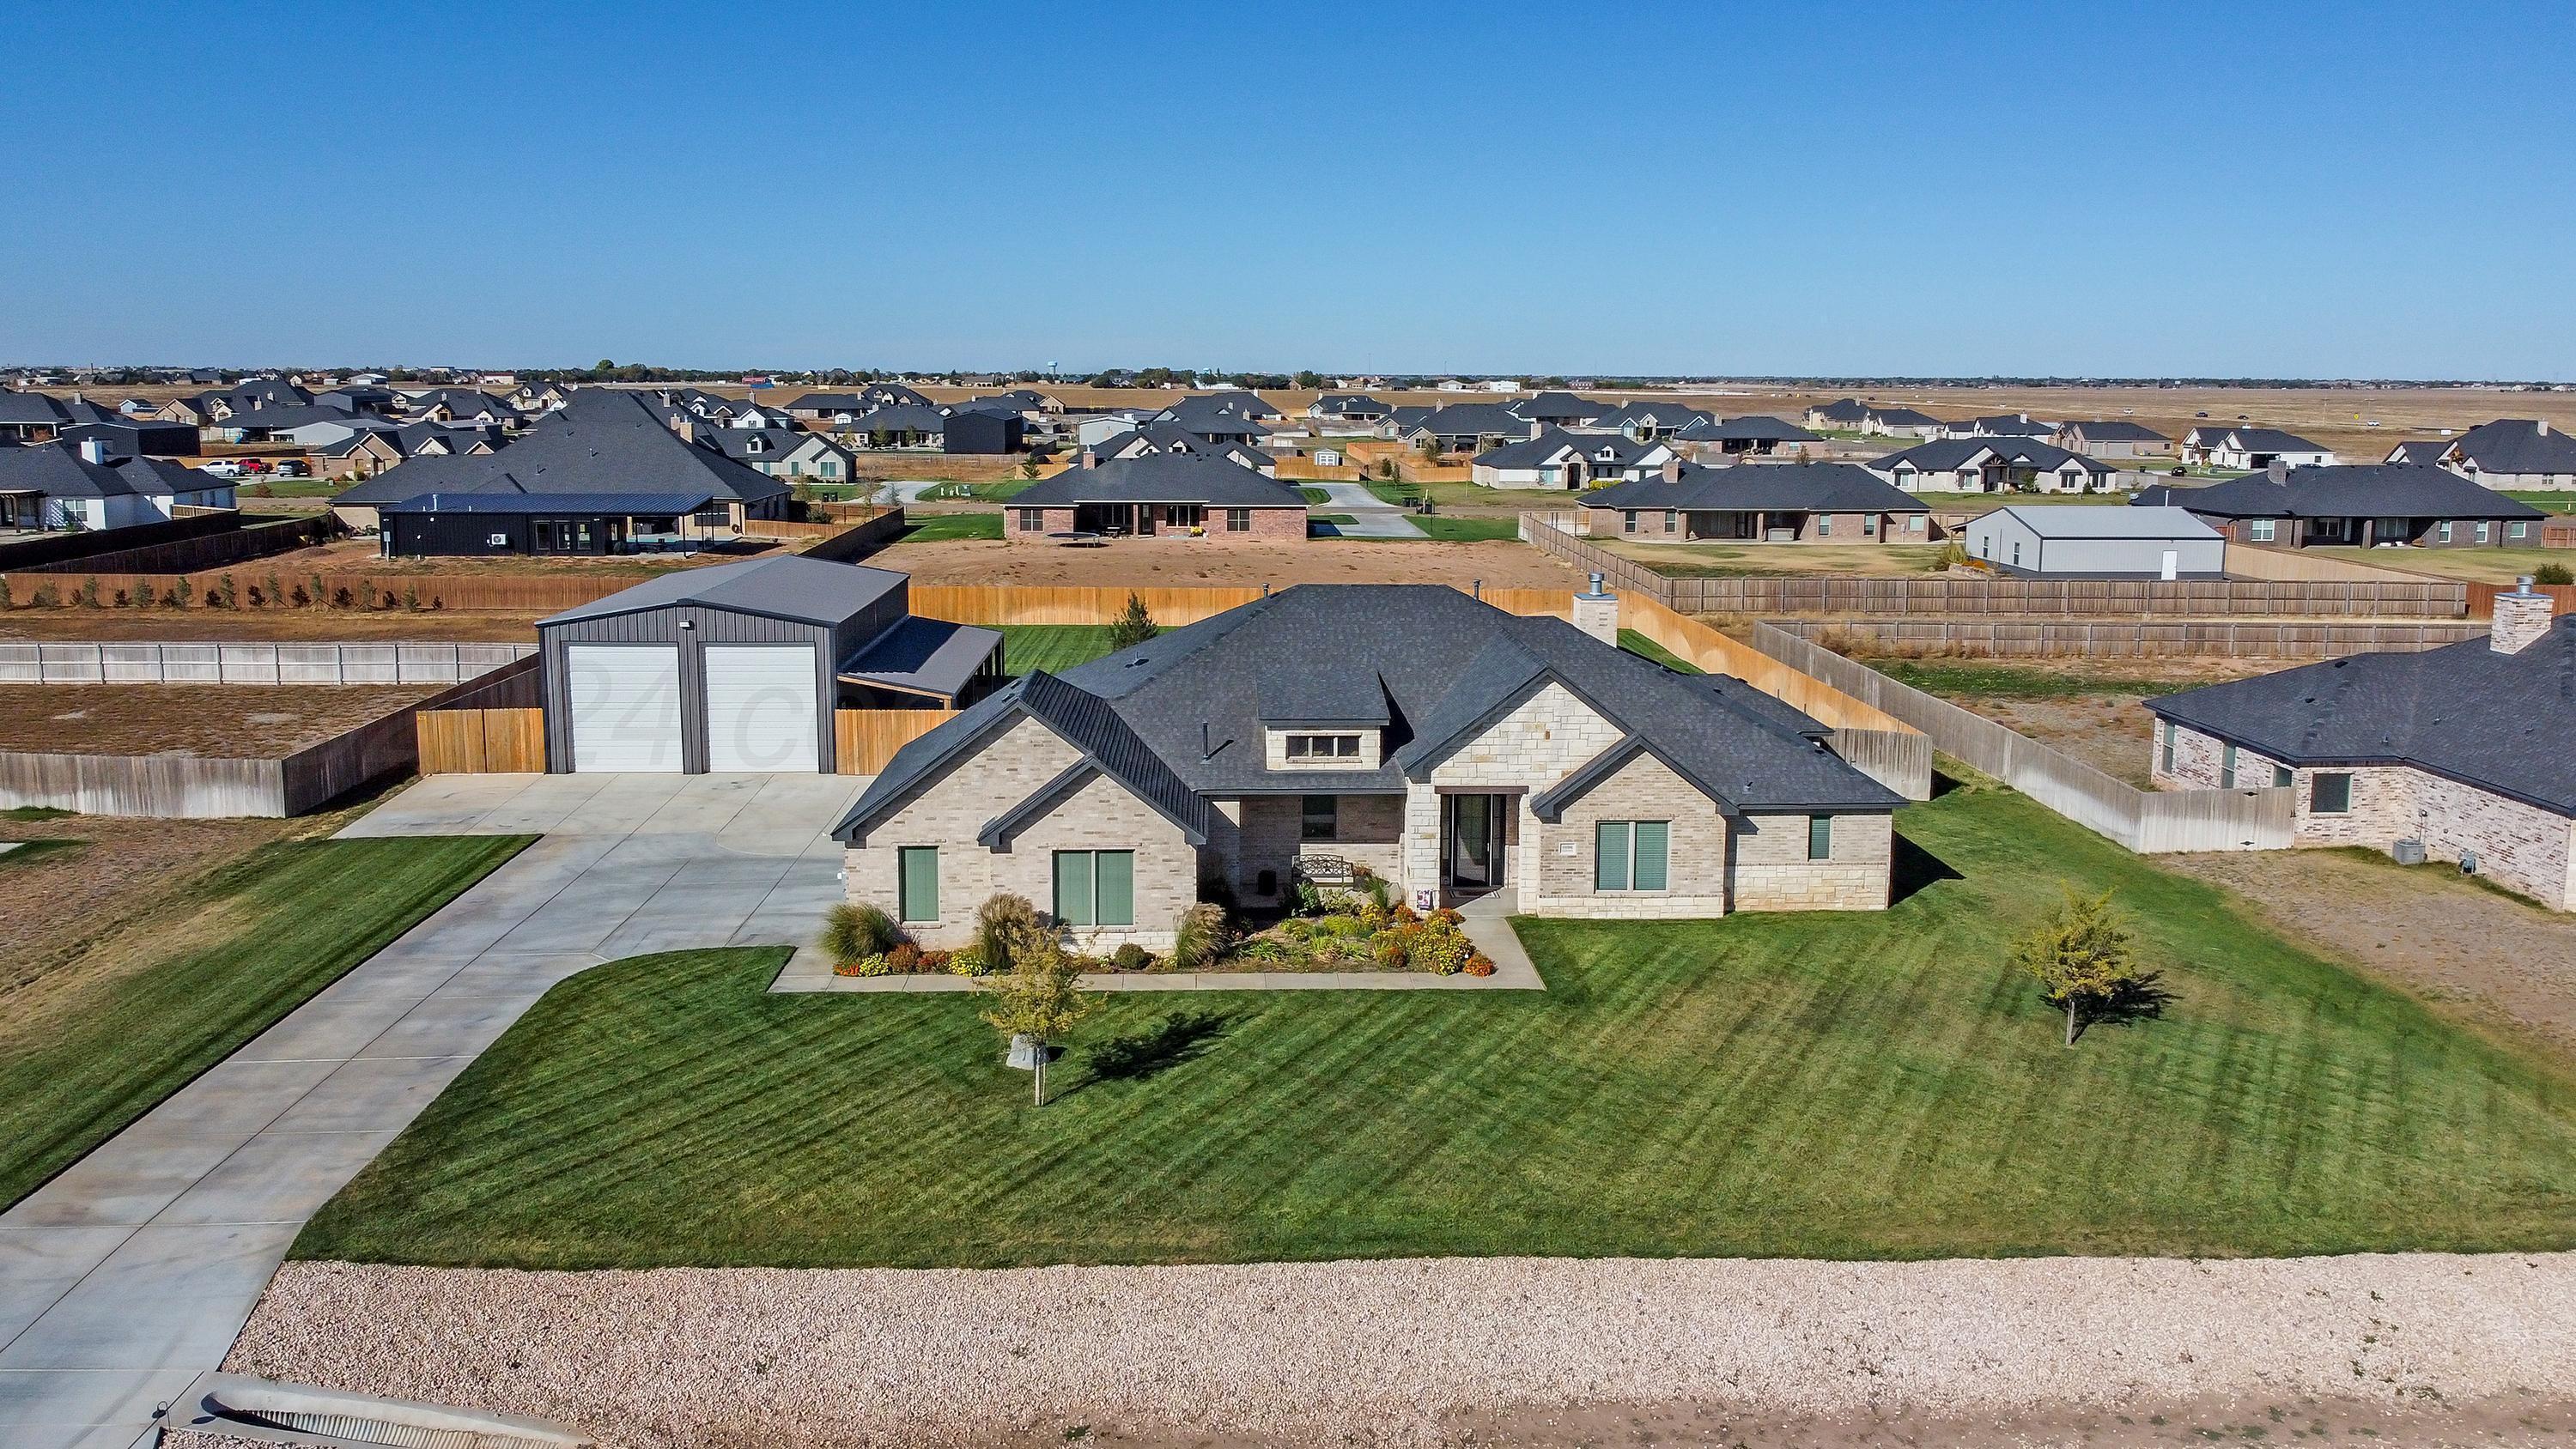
left=1978, top=505, right=2221, bottom=540
left=379, top=490, right=714, bottom=516
left=538, top=555, right=908, bottom=628
left=839, top=616, right=1002, bottom=700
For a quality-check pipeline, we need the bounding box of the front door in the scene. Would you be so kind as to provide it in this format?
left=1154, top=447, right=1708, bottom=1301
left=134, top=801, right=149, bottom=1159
left=1443, top=792, right=1506, bottom=894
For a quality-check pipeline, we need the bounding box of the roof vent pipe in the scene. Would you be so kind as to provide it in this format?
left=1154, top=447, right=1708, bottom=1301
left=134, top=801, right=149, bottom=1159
left=1200, top=721, right=1213, bottom=761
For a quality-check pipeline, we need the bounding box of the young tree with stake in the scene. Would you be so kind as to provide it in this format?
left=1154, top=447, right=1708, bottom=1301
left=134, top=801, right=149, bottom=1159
left=978, top=931, right=1091, bottom=1105
left=2011, top=886, right=2149, bottom=1047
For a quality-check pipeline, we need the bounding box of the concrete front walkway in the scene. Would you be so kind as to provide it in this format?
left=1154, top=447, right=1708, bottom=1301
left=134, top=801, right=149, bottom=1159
left=0, top=773, right=861, bottom=1449
left=1303, top=479, right=1425, bottom=538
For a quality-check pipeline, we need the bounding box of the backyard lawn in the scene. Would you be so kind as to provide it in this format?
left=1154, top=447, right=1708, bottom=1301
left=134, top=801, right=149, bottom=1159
left=2302, top=546, right=2570, bottom=585
left=293, top=787, right=2576, bottom=1270
left=901, top=512, right=1003, bottom=542
left=0, top=834, right=532, bottom=1210
left=995, top=624, right=1120, bottom=676
left=1606, top=541, right=1949, bottom=577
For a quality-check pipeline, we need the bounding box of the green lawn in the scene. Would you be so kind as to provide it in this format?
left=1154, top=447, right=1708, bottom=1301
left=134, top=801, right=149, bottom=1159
left=1361, top=476, right=1515, bottom=509
left=0, top=834, right=532, bottom=1210
left=1297, top=486, right=1334, bottom=506
left=1870, top=658, right=2194, bottom=699
left=2501, top=492, right=2576, bottom=515
left=901, top=512, right=1003, bottom=542
left=996, top=625, right=1120, bottom=676
left=1400, top=514, right=1521, bottom=542
left=1618, top=629, right=1702, bottom=673
left=920, top=478, right=1039, bottom=502
left=2302, top=545, right=2568, bottom=585
left=293, top=788, right=2576, bottom=1270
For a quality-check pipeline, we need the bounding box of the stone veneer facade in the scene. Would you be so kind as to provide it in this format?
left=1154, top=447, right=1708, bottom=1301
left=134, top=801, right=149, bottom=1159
left=846, top=677, right=1899, bottom=942
left=2152, top=719, right=2576, bottom=910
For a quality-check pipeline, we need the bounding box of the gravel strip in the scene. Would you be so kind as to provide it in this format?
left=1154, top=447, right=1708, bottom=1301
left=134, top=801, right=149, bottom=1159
left=228, top=1253, right=2576, bottom=1447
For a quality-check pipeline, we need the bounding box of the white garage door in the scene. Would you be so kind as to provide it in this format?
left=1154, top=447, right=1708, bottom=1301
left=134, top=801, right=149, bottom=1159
left=567, top=645, right=683, bottom=773
left=703, top=644, right=819, bottom=773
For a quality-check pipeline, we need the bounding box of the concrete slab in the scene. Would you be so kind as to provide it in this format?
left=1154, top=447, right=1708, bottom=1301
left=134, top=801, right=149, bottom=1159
left=355, top=994, right=548, bottom=1060
left=262, top=1056, right=476, bottom=1135
left=0, top=1228, right=130, bottom=1345
left=0, top=1222, right=301, bottom=1370
left=148, top=1131, right=402, bottom=1228
left=0, top=1367, right=204, bottom=1441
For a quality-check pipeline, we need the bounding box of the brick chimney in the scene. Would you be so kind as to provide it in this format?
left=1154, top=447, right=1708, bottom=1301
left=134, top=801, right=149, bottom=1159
left=2492, top=576, right=2556, bottom=654
left=1660, top=455, right=1682, bottom=483
left=1080, top=447, right=1098, bottom=470
left=1572, top=571, right=1619, bottom=645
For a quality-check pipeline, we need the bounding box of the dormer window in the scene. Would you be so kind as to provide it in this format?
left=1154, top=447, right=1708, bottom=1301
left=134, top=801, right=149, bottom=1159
left=1284, top=733, right=1360, bottom=760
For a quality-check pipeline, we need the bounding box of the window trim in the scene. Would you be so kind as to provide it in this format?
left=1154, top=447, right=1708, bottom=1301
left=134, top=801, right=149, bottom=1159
left=2220, top=743, right=2239, bottom=789
left=1052, top=848, right=1136, bottom=928
left=2309, top=772, right=2353, bottom=815
left=1807, top=815, right=1832, bottom=862
left=2158, top=719, right=2175, bottom=774
left=1593, top=819, right=1669, bottom=893
left=1284, top=733, right=1361, bottom=761
left=896, top=846, right=939, bottom=925
left=1224, top=506, right=1252, bottom=531
left=1016, top=506, right=1044, bottom=532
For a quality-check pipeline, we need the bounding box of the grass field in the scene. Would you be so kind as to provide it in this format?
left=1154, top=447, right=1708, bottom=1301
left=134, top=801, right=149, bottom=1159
left=901, top=512, right=1003, bottom=542
left=2501, top=492, right=2576, bottom=515
left=996, top=625, right=1119, bottom=676
left=2302, top=545, right=2569, bottom=585
left=1618, top=629, right=1701, bottom=673
left=1361, top=476, right=1517, bottom=510
left=291, top=787, right=2576, bottom=1270
left=920, top=478, right=1038, bottom=502
left=1297, top=486, right=1333, bottom=505
left=0, top=838, right=85, bottom=872
left=0, top=834, right=532, bottom=1210
left=1870, top=658, right=2197, bottom=699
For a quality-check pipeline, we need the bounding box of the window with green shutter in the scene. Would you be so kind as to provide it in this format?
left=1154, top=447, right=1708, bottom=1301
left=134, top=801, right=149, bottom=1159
left=1594, top=821, right=1631, bottom=891
left=1051, top=850, right=1135, bottom=927
left=896, top=847, right=939, bottom=924
left=1807, top=815, right=1832, bottom=861
left=1594, top=820, right=1669, bottom=891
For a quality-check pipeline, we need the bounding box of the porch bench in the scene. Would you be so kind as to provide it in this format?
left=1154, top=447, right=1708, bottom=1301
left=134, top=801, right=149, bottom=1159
left=1294, top=854, right=1358, bottom=888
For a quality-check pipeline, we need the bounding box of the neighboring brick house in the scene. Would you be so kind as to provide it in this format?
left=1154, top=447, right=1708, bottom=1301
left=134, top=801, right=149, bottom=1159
left=2133, top=461, right=2551, bottom=548
left=1471, top=428, right=1676, bottom=489
left=1577, top=458, right=1938, bottom=544
left=2055, top=419, right=2173, bottom=459
left=2392, top=418, right=2576, bottom=491
left=2145, top=585, right=2576, bottom=910
left=1003, top=452, right=1308, bottom=542
left=1867, top=437, right=2117, bottom=494
left=833, top=584, right=1905, bottom=949
left=1670, top=415, right=1825, bottom=459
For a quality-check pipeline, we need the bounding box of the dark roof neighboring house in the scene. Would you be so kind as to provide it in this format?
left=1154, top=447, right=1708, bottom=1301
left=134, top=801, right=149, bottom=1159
left=1089, top=422, right=1273, bottom=469
left=2058, top=419, right=2170, bottom=442
left=1582, top=462, right=1929, bottom=515
left=1671, top=415, right=1824, bottom=445
left=1311, top=393, right=1390, bottom=417
left=2441, top=419, right=2576, bottom=477
left=331, top=388, right=793, bottom=507
left=1473, top=428, right=1662, bottom=471
left=791, top=384, right=933, bottom=415
left=1952, top=413, right=2053, bottom=438
left=833, top=585, right=1902, bottom=847
left=0, top=446, right=220, bottom=500
left=2383, top=440, right=2451, bottom=467
left=1506, top=391, right=1605, bottom=424
left=1586, top=401, right=1715, bottom=433
left=2207, top=427, right=2326, bottom=454
left=0, top=391, right=70, bottom=427
left=1808, top=398, right=1871, bottom=426
left=710, top=427, right=850, bottom=465
left=379, top=490, right=714, bottom=516
left=2148, top=617, right=2576, bottom=815
left=1867, top=406, right=1943, bottom=429
left=2131, top=464, right=2546, bottom=520
left=1870, top=437, right=2113, bottom=477
left=210, top=403, right=365, bottom=433
left=1015, top=454, right=1307, bottom=508
left=838, top=403, right=949, bottom=433
left=206, top=378, right=313, bottom=415
left=1152, top=394, right=1281, bottom=438
left=404, top=387, right=524, bottom=423
left=1408, top=402, right=1531, bottom=440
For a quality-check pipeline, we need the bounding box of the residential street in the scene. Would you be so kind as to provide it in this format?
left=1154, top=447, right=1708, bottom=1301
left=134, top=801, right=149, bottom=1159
left=0, top=773, right=860, bottom=1449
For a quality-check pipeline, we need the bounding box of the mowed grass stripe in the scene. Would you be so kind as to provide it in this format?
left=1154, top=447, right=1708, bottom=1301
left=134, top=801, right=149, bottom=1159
left=0, top=834, right=532, bottom=1211
left=297, top=787, right=2576, bottom=1268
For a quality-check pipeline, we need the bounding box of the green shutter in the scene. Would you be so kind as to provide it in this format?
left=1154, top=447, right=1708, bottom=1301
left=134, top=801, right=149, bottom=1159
left=1053, top=851, right=1094, bottom=926
left=1807, top=815, right=1832, bottom=861
left=1095, top=851, right=1133, bottom=926
left=1631, top=822, right=1668, bottom=890
left=1595, top=821, right=1631, bottom=891
left=897, top=847, right=939, bottom=923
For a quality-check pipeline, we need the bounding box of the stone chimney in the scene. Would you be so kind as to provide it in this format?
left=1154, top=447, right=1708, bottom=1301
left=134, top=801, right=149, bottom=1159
left=1079, top=447, right=1098, bottom=470
left=2492, top=576, right=2556, bottom=654
left=1572, top=572, right=1619, bottom=646
left=77, top=438, right=109, bottom=464
left=1660, top=455, right=1682, bottom=484
left=2540, top=419, right=2553, bottom=437
left=2266, top=458, right=2289, bottom=483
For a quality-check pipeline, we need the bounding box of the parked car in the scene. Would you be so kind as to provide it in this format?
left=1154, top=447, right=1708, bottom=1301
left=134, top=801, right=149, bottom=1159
left=271, top=459, right=309, bottom=478
left=200, top=459, right=247, bottom=478
left=239, top=458, right=270, bottom=473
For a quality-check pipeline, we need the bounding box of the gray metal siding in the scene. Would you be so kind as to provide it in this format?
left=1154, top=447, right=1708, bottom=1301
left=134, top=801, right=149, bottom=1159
left=540, top=603, right=837, bottom=773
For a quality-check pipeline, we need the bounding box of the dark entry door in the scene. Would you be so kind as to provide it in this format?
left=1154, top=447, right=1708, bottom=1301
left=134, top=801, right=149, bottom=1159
left=1443, top=792, right=1505, bottom=893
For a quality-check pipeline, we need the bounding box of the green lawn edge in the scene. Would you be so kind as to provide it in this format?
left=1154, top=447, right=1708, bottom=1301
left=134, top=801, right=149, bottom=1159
left=0, top=833, right=535, bottom=1210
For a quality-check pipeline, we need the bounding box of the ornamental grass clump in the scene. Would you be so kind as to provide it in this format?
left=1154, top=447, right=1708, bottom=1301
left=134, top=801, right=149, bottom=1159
left=819, top=902, right=899, bottom=972
left=1169, top=901, right=1229, bottom=972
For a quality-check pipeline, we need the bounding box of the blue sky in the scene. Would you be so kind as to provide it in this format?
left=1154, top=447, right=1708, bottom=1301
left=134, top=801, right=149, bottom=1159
left=4, top=1, right=2571, bottom=378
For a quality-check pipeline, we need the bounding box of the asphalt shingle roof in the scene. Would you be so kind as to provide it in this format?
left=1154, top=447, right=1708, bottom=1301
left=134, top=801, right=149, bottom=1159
left=2060, top=420, right=2170, bottom=442
left=1582, top=462, right=1927, bottom=514
left=1871, top=438, right=2111, bottom=475
left=331, top=388, right=791, bottom=506
left=2132, top=464, right=2545, bottom=520
left=1011, top=454, right=1306, bottom=508
left=2148, top=617, right=2576, bottom=815
left=1672, top=415, right=1822, bottom=444
left=2447, top=419, right=2576, bottom=476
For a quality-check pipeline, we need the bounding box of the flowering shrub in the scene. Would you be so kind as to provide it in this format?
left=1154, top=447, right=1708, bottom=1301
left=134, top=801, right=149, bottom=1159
left=884, top=943, right=922, bottom=973
left=1409, top=919, right=1472, bottom=976
left=833, top=952, right=893, bottom=978
left=1462, top=953, right=1497, bottom=978
left=947, top=943, right=993, bottom=978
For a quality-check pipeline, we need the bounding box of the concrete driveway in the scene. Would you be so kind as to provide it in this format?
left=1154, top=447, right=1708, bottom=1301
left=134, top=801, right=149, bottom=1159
left=1303, top=480, right=1425, bottom=538
left=0, top=772, right=860, bottom=1449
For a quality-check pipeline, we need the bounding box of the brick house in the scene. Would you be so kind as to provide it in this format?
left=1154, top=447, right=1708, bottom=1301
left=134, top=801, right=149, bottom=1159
left=2134, top=461, right=2551, bottom=549
left=1577, top=458, right=1939, bottom=544
left=832, top=584, right=1905, bottom=949
left=2145, top=584, right=2576, bottom=910
left=1868, top=437, right=2117, bottom=494
left=1003, top=452, right=1308, bottom=543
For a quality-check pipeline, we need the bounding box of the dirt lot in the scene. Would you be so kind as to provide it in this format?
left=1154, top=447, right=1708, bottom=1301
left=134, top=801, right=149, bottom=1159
left=1862, top=656, right=2288, bottom=789
left=2166, top=849, right=2576, bottom=1057
left=0, top=683, right=441, bottom=756
left=1606, top=541, right=1948, bottom=578
left=248, top=537, right=784, bottom=577
left=874, top=536, right=1586, bottom=589
left=0, top=609, right=544, bottom=641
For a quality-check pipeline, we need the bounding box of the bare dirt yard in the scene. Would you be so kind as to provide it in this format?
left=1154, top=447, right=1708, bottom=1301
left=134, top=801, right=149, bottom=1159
left=875, top=536, right=1585, bottom=590
left=222, top=1252, right=2576, bottom=1449
left=1856, top=655, right=2287, bottom=789
left=1607, top=541, right=1947, bottom=578
left=0, top=810, right=312, bottom=998
left=0, top=682, right=440, bottom=757
left=2165, top=848, right=2576, bottom=1057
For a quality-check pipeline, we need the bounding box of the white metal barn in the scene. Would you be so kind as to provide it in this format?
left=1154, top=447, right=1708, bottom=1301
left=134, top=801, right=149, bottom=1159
left=1965, top=505, right=2227, bottom=579
left=536, top=557, right=1000, bottom=773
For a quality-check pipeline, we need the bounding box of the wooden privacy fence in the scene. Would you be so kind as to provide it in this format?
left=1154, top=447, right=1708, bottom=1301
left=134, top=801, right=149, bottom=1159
left=0, top=510, right=249, bottom=571
left=415, top=656, right=547, bottom=773
left=836, top=708, right=957, bottom=774
left=8, top=514, right=333, bottom=578
left=1770, top=617, right=2487, bottom=658
left=1, top=655, right=543, bottom=818
left=1744, top=622, right=2293, bottom=853
left=0, top=640, right=533, bottom=684
left=1516, top=513, right=2469, bottom=619
left=796, top=508, right=908, bottom=563
left=2467, top=579, right=2576, bottom=618
left=911, top=584, right=1267, bottom=626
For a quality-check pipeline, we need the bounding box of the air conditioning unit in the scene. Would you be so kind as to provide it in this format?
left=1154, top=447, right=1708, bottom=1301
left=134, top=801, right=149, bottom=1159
left=2459, top=851, right=2480, bottom=876
left=2391, top=839, right=2427, bottom=866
